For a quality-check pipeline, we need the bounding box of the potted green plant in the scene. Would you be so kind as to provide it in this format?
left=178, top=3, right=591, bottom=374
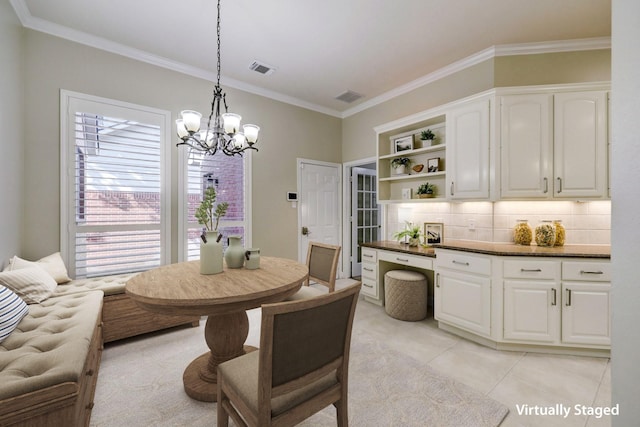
left=416, top=182, right=435, bottom=198
left=420, top=129, right=436, bottom=146
left=393, top=221, right=423, bottom=247
left=195, top=186, right=229, bottom=236
left=390, top=157, right=410, bottom=175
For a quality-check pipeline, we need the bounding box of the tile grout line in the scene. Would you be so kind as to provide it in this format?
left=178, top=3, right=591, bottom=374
left=484, top=350, right=528, bottom=397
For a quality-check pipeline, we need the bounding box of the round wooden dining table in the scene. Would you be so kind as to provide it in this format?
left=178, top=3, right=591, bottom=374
left=125, top=256, right=309, bottom=402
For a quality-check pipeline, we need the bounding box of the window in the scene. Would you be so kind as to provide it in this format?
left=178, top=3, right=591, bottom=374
left=178, top=148, right=252, bottom=261
left=61, top=91, right=171, bottom=278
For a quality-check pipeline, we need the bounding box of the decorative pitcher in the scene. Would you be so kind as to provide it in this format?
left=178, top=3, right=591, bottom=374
left=200, top=232, right=223, bottom=275
left=244, top=248, right=260, bottom=270
left=224, top=235, right=245, bottom=269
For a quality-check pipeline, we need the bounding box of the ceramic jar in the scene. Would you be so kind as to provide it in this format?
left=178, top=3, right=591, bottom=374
left=224, top=235, right=245, bottom=269
left=200, top=233, right=223, bottom=275
left=244, top=248, right=261, bottom=270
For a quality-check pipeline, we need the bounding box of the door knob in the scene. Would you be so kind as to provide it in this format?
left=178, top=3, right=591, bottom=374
left=301, top=226, right=310, bottom=236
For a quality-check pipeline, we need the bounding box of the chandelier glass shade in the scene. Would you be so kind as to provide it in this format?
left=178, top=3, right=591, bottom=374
left=175, top=0, right=259, bottom=157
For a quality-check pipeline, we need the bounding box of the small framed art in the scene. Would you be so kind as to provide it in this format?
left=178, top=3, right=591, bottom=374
left=427, top=157, right=440, bottom=173
left=393, top=135, right=414, bottom=153
left=424, top=222, right=444, bottom=245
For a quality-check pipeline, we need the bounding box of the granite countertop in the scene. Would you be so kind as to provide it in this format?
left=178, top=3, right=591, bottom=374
left=362, top=240, right=610, bottom=259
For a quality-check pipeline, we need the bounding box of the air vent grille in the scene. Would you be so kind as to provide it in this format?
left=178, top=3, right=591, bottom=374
left=335, top=90, right=363, bottom=103
left=249, top=60, right=276, bottom=75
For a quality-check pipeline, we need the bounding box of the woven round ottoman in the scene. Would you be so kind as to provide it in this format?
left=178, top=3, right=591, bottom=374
left=384, top=270, right=428, bottom=321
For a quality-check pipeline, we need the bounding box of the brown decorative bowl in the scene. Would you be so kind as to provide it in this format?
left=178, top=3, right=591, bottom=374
left=412, top=164, right=424, bottom=173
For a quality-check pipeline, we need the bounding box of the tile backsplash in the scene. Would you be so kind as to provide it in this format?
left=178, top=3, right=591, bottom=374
left=387, top=200, right=611, bottom=245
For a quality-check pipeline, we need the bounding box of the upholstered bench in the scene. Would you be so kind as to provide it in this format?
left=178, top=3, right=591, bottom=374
left=55, top=273, right=200, bottom=343
left=0, top=291, right=104, bottom=426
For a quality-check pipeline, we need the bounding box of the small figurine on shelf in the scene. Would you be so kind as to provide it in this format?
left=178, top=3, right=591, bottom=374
left=416, top=182, right=435, bottom=198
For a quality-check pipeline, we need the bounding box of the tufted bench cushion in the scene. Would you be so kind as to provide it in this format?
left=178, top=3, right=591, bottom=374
left=0, top=290, right=102, bottom=401
left=54, top=273, right=137, bottom=297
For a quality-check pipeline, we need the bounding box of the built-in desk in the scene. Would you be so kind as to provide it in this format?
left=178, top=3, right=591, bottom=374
left=361, top=240, right=611, bottom=356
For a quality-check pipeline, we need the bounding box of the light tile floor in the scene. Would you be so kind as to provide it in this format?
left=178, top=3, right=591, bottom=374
left=265, top=279, right=612, bottom=427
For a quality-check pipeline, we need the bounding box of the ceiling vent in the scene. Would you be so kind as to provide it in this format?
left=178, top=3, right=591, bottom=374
left=335, top=90, right=363, bottom=103
left=249, top=60, right=276, bottom=76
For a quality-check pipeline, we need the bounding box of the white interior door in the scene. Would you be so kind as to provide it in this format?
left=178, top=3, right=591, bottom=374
left=351, top=167, right=380, bottom=277
left=297, top=160, right=341, bottom=264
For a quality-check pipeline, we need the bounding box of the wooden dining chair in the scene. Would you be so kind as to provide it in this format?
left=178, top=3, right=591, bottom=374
left=287, top=242, right=341, bottom=300
left=217, top=282, right=361, bottom=427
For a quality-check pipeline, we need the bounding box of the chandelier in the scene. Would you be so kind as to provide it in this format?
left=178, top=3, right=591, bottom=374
left=175, top=0, right=259, bottom=157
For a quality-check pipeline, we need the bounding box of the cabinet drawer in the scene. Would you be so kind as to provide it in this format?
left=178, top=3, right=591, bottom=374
left=361, top=277, right=378, bottom=298
left=435, top=250, right=491, bottom=276
left=562, top=261, right=611, bottom=282
left=378, top=250, right=433, bottom=270
left=503, top=259, right=559, bottom=280
left=361, top=262, right=377, bottom=280
left=361, top=248, right=377, bottom=262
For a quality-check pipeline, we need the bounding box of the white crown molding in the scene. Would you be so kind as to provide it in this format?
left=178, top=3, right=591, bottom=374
left=11, top=0, right=610, bottom=120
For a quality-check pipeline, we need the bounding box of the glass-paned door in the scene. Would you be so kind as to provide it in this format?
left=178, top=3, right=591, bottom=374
left=351, top=167, right=380, bottom=277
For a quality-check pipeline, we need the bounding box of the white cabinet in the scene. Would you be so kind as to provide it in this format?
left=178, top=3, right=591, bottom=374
left=446, top=99, right=490, bottom=200
left=502, top=258, right=610, bottom=348
left=561, top=261, right=611, bottom=346
left=360, top=248, right=378, bottom=300
left=553, top=91, right=608, bottom=198
left=435, top=250, right=492, bottom=337
left=500, top=90, right=608, bottom=199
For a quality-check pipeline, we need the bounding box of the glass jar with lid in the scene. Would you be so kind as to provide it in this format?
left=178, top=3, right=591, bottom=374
left=535, top=220, right=556, bottom=247
left=513, top=220, right=532, bottom=245
left=553, top=220, right=566, bottom=247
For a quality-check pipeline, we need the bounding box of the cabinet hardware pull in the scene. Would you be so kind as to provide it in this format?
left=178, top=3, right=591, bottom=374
left=363, top=267, right=373, bottom=272
left=521, top=268, right=542, bottom=272
left=580, top=270, right=603, bottom=275
left=556, top=177, right=562, bottom=193
left=565, top=288, right=572, bottom=306
left=452, top=260, right=470, bottom=266
left=363, top=254, right=373, bottom=258
left=396, top=257, right=409, bottom=262
left=436, top=272, right=440, bottom=288
left=450, top=181, right=454, bottom=196
left=551, top=288, right=557, bottom=306
left=543, top=177, right=549, bottom=193
left=363, top=283, right=373, bottom=288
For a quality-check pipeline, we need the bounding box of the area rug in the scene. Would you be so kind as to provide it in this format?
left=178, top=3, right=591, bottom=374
left=90, top=321, right=508, bottom=426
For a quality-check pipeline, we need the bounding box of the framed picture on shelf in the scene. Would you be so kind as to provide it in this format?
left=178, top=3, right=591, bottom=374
left=427, top=157, right=440, bottom=173
left=393, top=135, right=414, bottom=153
left=424, top=222, right=444, bottom=245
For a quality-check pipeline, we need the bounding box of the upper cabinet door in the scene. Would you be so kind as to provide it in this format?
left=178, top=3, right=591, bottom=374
left=553, top=91, right=608, bottom=198
left=446, top=99, right=490, bottom=200
left=500, top=94, right=553, bottom=199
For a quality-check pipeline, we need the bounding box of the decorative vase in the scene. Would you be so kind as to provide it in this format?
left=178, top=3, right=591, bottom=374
left=394, top=165, right=406, bottom=175
left=421, top=138, right=434, bottom=147
left=200, top=235, right=223, bottom=275
left=409, top=237, right=420, bottom=247
left=224, top=235, right=245, bottom=269
left=244, top=248, right=261, bottom=270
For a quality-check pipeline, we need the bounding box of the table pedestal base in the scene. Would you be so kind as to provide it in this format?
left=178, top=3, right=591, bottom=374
left=182, top=311, right=255, bottom=402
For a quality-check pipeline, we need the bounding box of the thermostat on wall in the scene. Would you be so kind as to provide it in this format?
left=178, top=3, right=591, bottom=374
left=286, top=192, right=298, bottom=201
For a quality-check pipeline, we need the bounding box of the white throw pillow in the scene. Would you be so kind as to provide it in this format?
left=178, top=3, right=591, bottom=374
left=0, top=285, right=29, bottom=343
left=9, top=252, right=71, bottom=284
left=0, top=266, right=58, bottom=304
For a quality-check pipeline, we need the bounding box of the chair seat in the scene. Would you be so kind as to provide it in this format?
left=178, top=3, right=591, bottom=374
left=286, top=286, right=325, bottom=301
left=218, top=351, right=338, bottom=417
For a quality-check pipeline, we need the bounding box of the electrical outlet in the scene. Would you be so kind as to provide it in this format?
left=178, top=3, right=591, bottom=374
left=468, top=219, right=476, bottom=231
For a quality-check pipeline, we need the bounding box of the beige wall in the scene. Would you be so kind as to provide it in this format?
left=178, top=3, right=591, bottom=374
left=494, top=49, right=612, bottom=87
left=0, top=3, right=24, bottom=267
left=21, top=30, right=341, bottom=262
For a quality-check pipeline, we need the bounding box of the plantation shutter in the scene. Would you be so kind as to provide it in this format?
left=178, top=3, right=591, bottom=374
left=62, top=91, right=171, bottom=278
left=184, top=151, right=247, bottom=260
